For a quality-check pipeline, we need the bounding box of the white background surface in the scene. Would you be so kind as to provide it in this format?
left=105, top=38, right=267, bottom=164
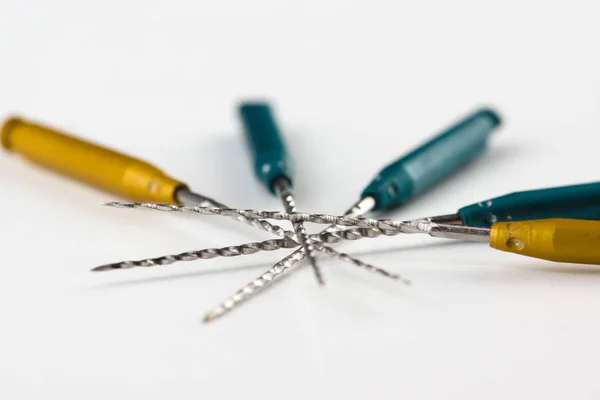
left=1, top=0, right=600, bottom=398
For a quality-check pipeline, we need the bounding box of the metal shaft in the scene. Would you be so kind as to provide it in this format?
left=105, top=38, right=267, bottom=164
left=425, top=213, right=463, bottom=225
left=99, top=200, right=399, bottom=278
left=273, top=178, right=323, bottom=285
left=102, top=199, right=391, bottom=267
left=91, top=226, right=400, bottom=271
left=174, top=188, right=297, bottom=241
left=202, top=196, right=378, bottom=323
left=106, top=196, right=386, bottom=247
left=411, top=219, right=490, bottom=242
left=102, top=202, right=471, bottom=235
left=201, top=217, right=488, bottom=322
left=91, top=230, right=401, bottom=274
left=92, top=237, right=300, bottom=271
left=92, top=219, right=488, bottom=274
left=104, top=201, right=490, bottom=242
left=174, top=188, right=224, bottom=209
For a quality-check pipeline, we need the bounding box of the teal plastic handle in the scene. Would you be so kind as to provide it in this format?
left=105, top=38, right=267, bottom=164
left=459, top=182, right=600, bottom=227
left=361, top=108, right=502, bottom=211
left=238, top=102, right=292, bottom=193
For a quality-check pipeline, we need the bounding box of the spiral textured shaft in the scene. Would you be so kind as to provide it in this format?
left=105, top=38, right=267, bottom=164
left=91, top=227, right=398, bottom=272
left=311, top=241, right=409, bottom=284
left=102, top=202, right=404, bottom=280
left=102, top=201, right=300, bottom=241
left=274, top=179, right=324, bottom=285
left=102, top=202, right=390, bottom=244
left=202, top=200, right=400, bottom=323
left=102, top=201, right=413, bottom=323
left=102, top=202, right=421, bottom=234
left=202, top=239, right=409, bottom=323
left=91, top=237, right=301, bottom=271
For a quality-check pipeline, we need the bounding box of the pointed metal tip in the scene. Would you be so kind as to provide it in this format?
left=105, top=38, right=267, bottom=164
left=305, top=252, right=325, bottom=287
left=388, top=273, right=411, bottom=285
left=313, top=270, right=326, bottom=287
left=310, top=266, right=326, bottom=287
left=91, top=265, right=114, bottom=272
left=313, top=270, right=326, bottom=286
left=100, top=201, right=122, bottom=207
left=203, top=312, right=218, bottom=324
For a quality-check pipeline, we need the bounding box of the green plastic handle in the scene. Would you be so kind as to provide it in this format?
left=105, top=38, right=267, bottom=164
left=238, top=102, right=292, bottom=194
left=459, top=182, right=600, bottom=227
left=361, top=108, right=502, bottom=210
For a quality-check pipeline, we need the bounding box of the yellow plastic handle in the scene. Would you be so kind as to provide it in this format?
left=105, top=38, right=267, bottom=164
left=1, top=117, right=185, bottom=203
left=490, top=218, right=600, bottom=265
